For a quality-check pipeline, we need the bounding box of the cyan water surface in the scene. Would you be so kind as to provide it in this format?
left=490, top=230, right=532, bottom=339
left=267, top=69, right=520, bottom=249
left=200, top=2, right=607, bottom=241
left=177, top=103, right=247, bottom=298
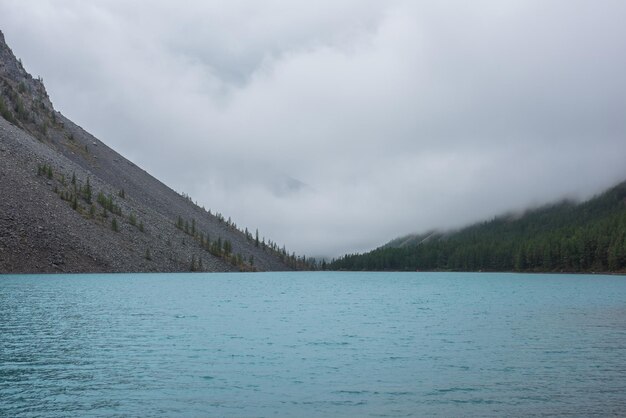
left=1, top=272, right=625, bottom=417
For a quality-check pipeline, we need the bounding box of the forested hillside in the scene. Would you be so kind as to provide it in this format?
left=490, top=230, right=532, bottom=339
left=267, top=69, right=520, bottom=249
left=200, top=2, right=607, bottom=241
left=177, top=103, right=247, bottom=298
left=331, top=181, right=626, bottom=273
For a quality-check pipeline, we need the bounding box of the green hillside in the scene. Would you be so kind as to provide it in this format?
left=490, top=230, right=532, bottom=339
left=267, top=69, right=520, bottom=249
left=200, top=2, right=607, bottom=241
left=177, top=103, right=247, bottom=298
left=330, top=181, right=626, bottom=273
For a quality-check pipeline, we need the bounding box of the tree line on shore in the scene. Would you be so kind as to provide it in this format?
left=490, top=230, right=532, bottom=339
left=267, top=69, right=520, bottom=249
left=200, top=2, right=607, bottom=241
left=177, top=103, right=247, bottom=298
left=330, top=181, right=626, bottom=273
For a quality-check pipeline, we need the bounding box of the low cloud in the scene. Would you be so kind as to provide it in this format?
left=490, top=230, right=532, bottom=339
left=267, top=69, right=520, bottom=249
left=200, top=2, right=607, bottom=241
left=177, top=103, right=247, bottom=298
left=2, top=0, right=626, bottom=257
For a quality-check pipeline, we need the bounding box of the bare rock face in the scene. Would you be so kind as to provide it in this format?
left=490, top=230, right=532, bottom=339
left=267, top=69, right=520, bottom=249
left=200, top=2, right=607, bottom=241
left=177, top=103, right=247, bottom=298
left=0, top=30, right=294, bottom=273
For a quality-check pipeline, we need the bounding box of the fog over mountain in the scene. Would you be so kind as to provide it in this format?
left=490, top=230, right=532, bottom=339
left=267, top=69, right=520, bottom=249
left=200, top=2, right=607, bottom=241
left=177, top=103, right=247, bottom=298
left=2, top=0, right=625, bottom=257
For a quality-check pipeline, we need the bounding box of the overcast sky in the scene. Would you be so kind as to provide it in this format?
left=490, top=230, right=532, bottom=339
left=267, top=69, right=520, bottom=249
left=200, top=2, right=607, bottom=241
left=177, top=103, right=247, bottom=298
left=2, top=1, right=626, bottom=257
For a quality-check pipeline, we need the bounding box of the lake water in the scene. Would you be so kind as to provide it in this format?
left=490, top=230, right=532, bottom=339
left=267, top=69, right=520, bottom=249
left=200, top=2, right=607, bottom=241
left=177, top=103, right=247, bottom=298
left=1, top=272, right=626, bottom=417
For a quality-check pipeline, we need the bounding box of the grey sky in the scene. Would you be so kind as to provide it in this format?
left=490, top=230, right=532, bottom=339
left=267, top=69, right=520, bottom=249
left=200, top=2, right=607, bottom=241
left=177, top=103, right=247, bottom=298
left=2, top=0, right=626, bottom=257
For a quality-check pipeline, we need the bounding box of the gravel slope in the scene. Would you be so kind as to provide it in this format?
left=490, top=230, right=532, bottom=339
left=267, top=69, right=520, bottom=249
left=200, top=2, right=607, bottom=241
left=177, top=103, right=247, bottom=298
left=0, top=30, right=291, bottom=273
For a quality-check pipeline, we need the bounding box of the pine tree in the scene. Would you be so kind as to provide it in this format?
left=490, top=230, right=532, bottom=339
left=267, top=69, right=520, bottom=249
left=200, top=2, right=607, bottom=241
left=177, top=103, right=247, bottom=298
left=83, top=177, right=92, bottom=203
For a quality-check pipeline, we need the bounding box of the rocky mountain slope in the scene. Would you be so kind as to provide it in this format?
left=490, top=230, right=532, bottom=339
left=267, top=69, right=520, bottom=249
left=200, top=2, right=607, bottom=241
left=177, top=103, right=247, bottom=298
left=0, top=30, right=297, bottom=273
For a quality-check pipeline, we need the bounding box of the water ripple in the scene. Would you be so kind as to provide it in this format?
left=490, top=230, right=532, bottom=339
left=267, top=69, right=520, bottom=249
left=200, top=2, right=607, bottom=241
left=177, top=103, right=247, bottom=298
left=1, top=272, right=626, bottom=417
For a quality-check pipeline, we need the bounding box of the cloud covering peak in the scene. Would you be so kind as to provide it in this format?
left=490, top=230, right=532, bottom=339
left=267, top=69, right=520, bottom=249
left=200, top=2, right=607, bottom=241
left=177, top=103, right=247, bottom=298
left=2, top=0, right=626, bottom=256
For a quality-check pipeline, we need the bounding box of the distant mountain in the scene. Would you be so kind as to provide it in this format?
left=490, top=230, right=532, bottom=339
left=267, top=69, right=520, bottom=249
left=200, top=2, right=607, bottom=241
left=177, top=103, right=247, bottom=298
left=331, top=181, right=626, bottom=273
left=0, top=30, right=305, bottom=273
left=382, top=231, right=441, bottom=249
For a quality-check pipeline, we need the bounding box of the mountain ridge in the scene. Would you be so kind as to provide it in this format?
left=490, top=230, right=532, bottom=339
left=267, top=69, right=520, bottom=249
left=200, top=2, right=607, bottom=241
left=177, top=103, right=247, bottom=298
left=0, top=29, right=304, bottom=273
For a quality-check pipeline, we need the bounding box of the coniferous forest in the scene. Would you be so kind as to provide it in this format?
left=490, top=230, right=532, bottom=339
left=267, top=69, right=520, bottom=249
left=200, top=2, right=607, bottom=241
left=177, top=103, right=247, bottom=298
left=330, top=181, right=626, bottom=273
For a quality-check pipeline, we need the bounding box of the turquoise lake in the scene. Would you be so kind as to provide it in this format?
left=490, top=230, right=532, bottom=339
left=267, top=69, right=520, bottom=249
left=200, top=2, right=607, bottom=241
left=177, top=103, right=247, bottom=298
left=1, top=272, right=625, bottom=417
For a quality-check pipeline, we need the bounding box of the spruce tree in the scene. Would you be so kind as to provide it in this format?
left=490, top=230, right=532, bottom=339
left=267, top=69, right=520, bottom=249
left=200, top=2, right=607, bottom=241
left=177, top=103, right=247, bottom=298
left=83, top=177, right=92, bottom=203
